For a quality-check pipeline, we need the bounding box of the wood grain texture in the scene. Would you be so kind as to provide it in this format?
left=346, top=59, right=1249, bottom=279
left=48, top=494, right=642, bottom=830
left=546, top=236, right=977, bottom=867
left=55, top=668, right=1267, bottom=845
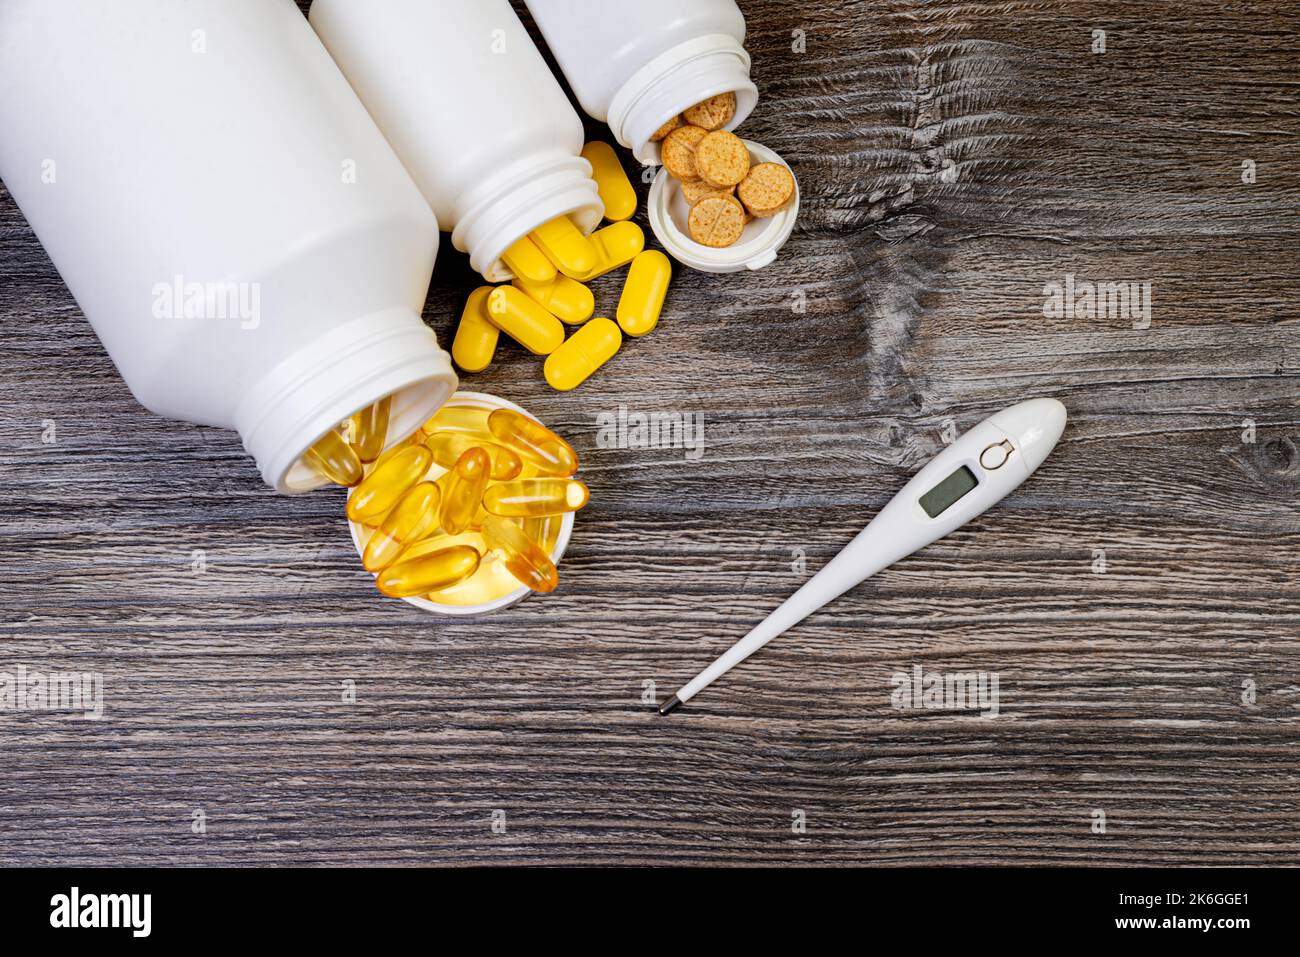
left=0, top=0, right=1297, bottom=866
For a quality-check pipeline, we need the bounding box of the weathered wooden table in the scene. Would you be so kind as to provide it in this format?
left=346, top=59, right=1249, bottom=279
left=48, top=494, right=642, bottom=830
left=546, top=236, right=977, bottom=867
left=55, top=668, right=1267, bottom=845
left=1, top=1, right=1296, bottom=866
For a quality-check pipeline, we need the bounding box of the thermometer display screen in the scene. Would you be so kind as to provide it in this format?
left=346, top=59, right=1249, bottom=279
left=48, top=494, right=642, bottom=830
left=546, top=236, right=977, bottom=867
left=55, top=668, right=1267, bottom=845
left=918, top=466, right=978, bottom=518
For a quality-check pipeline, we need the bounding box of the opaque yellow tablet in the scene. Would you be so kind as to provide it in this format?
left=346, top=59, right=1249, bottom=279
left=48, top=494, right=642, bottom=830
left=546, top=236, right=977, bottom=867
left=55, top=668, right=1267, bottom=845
left=529, top=214, right=598, bottom=278
left=581, top=141, right=637, bottom=222
left=485, top=285, right=565, bottom=355
left=616, top=250, right=671, bottom=337
left=513, top=273, right=595, bottom=325
left=568, top=221, right=645, bottom=282
left=544, top=317, right=622, bottom=392
left=500, top=234, right=557, bottom=285
left=451, top=286, right=499, bottom=372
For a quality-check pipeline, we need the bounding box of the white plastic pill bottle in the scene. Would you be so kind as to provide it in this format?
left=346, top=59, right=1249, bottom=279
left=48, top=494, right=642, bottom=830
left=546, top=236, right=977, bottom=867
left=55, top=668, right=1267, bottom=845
left=0, top=0, right=458, bottom=493
left=523, top=0, right=759, bottom=164
left=310, top=0, right=603, bottom=282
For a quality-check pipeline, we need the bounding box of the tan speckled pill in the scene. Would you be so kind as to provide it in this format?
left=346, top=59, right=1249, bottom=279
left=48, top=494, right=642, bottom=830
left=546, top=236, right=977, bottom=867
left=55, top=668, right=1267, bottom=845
left=737, top=162, right=796, bottom=217
left=695, top=130, right=750, bottom=189
left=679, top=178, right=735, bottom=206
left=687, top=194, right=747, bottom=248
left=683, top=91, right=736, bottom=132
left=661, top=124, right=708, bottom=181
left=650, top=114, right=681, bottom=142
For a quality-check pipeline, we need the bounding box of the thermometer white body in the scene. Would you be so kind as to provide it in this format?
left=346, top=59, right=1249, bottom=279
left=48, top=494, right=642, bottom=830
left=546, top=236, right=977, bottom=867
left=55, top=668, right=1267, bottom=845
left=660, top=398, right=1068, bottom=714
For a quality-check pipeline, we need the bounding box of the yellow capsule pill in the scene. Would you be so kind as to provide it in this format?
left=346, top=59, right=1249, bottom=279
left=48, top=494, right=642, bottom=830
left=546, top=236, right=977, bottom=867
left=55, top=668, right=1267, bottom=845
left=451, top=286, right=499, bottom=372
left=543, top=317, right=621, bottom=392
left=529, top=214, right=598, bottom=278
left=439, top=446, right=491, bottom=535
left=569, top=221, right=645, bottom=282
left=346, top=445, right=433, bottom=525
left=513, top=273, right=594, bottom=326
left=363, top=481, right=441, bottom=572
left=487, top=408, right=579, bottom=477
left=305, top=428, right=363, bottom=487
left=616, top=250, right=671, bottom=337
left=422, top=402, right=491, bottom=437
left=375, top=545, right=480, bottom=599
left=484, top=478, right=590, bottom=518
left=482, top=515, right=559, bottom=594
left=485, top=285, right=565, bottom=355
left=424, top=431, right=523, bottom=481
left=581, top=141, right=637, bottom=222
left=500, top=234, right=557, bottom=285
left=350, top=395, right=391, bottom=463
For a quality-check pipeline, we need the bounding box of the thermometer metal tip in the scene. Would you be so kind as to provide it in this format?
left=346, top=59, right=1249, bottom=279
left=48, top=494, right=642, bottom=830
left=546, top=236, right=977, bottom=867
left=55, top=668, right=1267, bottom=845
left=661, top=398, right=1067, bottom=712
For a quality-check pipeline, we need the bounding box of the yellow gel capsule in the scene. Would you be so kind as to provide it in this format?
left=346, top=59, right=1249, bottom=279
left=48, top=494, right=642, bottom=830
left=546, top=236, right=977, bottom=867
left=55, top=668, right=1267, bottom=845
left=350, top=395, right=391, bottom=463
left=346, top=445, right=433, bottom=525
left=616, top=250, right=671, bottom=337
left=482, top=515, right=559, bottom=594
left=375, top=545, right=480, bottom=599
left=569, top=221, right=645, bottom=282
left=422, top=402, right=491, bottom=437
left=487, top=408, right=579, bottom=477
left=363, top=481, right=441, bottom=572
left=581, top=141, right=637, bottom=222
left=439, top=446, right=491, bottom=535
left=512, top=273, right=594, bottom=326
left=484, top=478, right=590, bottom=518
left=543, top=317, right=621, bottom=392
left=485, top=285, right=564, bottom=355
left=529, top=214, right=597, bottom=278
left=522, top=515, right=553, bottom=546
left=451, top=286, right=499, bottom=372
left=424, top=431, right=523, bottom=481
left=501, top=234, right=557, bottom=285
left=305, top=428, right=363, bottom=487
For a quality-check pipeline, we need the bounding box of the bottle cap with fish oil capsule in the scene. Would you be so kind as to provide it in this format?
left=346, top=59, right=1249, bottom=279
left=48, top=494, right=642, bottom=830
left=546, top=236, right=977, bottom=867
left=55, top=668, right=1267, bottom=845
left=647, top=138, right=799, bottom=274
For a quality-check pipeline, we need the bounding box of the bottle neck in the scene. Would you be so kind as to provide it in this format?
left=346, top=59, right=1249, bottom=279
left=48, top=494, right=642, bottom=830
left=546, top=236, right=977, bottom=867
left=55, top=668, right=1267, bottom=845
left=608, top=34, right=759, bottom=165
left=451, top=149, right=603, bottom=282
left=234, top=306, right=457, bottom=492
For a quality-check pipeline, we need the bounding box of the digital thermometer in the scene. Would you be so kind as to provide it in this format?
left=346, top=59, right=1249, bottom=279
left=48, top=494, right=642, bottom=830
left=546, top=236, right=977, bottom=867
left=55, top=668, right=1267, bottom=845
left=659, top=398, right=1068, bottom=715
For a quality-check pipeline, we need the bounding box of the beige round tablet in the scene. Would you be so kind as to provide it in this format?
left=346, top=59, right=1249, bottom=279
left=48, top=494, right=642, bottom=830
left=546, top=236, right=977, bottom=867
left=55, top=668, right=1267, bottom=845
left=650, top=114, right=681, bottom=142
left=695, top=130, right=750, bottom=189
left=683, top=91, right=736, bottom=132
left=661, top=124, right=708, bottom=181
left=687, top=194, right=747, bottom=248
left=737, top=162, right=795, bottom=217
left=679, top=178, right=735, bottom=206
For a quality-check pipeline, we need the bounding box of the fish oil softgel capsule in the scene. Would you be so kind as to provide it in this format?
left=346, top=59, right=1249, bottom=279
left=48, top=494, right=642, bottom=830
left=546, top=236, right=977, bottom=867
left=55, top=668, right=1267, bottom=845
left=424, top=431, right=523, bottom=481
left=617, top=251, right=671, bottom=337
left=422, top=403, right=490, bottom=437
left=488, top=408, right=579, bottom=476
left=485, top=286, right=565, bottom=355
left=363, top=481, right=441, bottom=571
left=439, top=447, right=491, bottom=535
left=544, top=317, right=621, bottom=391
left=484, top=478, right=590, bottom=517
left=350, top=395, right=391, bottom=464
left=346, top=444, right=433, bottom=525
left=481, top=515, right=559, bottom=594
left=513, top=273, right=595, bottom=326
left=529, top=214, right=598, bottom=278
left=581, top=141, right=636, bottom=222
left=452, top=287, right=499, bottom=372
left=376, top=545, right=481, bottom=598
left=306, top=428, right=364, bottom=487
